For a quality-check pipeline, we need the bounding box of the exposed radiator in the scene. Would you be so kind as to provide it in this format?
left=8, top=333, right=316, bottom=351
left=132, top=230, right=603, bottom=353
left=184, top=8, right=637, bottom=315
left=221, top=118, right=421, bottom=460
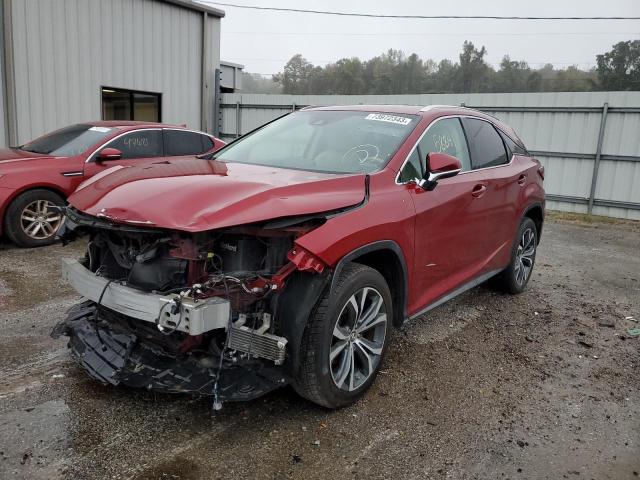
left=227, top=315, right=287, bottom=365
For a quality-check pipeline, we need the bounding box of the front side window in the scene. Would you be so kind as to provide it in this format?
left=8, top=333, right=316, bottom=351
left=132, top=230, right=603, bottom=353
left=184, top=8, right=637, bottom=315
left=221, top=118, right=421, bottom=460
left=211, top=111, right=420, bottom=174
left=462, top=118, right=508, bottom=169
left=104, top=130, right=163, bottom=159
left=164, top=130, right=213, bottom=156
left=418, top=118, right=471, bottom=172
left=20, top=124, right=115, bottom=156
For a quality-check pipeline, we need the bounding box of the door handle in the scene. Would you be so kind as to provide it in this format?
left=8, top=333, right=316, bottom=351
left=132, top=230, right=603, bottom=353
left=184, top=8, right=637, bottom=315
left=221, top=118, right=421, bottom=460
left=471, top=184, right=487, bottom=198
left=517, top=174, right=527, bottom=186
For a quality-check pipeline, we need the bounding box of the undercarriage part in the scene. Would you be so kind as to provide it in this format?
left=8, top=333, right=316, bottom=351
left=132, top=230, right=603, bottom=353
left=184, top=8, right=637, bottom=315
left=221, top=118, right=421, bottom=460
left=52, top=302, right=287, bottom=401
left=62, top=258, right=230, bottom=335
left=228, top=314, right=288, bottom=365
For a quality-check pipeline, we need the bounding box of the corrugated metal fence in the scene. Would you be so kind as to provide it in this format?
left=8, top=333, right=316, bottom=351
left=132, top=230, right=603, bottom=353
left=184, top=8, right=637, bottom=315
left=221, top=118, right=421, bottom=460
left=218, top=92, right=640, bottom=220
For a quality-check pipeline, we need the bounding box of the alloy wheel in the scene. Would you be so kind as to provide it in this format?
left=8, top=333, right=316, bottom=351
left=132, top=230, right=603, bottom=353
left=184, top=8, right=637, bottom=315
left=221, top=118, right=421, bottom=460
left=20, top=200, right=63, bottom=240
left=514, top=227, right=535, bottom=286
left=330, top=286, right=387, bottom=392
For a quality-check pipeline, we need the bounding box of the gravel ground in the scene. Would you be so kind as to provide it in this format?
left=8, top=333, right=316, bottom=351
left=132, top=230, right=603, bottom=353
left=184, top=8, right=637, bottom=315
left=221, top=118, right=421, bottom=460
left=0, top=216, right=639, bottom=480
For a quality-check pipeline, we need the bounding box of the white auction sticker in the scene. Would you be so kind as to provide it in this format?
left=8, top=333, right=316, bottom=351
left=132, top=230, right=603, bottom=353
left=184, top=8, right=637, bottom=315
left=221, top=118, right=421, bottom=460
left=89, top=126, right=112, bottom=133
left=365, top=113, right=412, bottom=125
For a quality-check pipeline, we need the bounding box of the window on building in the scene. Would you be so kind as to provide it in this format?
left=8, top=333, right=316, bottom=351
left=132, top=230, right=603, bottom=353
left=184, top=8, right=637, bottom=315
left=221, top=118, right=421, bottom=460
left=102, top=87, right=161, bottom=122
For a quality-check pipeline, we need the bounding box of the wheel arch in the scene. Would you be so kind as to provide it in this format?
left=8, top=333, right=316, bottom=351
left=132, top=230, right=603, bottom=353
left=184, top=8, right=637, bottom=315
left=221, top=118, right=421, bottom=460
left=330, top=240, right=408, bottom=328
left=522, top=202, right=544, bottom=243
left=1, top=185, right=68, bottom=231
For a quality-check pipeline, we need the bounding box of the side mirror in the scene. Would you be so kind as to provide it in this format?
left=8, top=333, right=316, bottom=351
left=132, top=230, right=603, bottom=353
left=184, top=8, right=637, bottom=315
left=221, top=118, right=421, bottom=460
left=97, top=147, right=122, bottom=162
left=418, top=152, right=462, bottom=191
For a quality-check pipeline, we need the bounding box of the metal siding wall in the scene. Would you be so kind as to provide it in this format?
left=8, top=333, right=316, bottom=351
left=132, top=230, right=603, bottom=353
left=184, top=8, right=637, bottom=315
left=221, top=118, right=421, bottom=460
left=9, top=0, right=205, bottom=145
left=0, top=1, right=5, bottom=148
left=220, top=91, right=640, bottom=220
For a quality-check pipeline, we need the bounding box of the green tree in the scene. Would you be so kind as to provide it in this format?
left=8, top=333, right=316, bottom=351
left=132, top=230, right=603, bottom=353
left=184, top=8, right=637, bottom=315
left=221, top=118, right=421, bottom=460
left=269, top=40, right=639, bottom=95
left=273, top=54, right=316, bottom=94
left=455, top=41, right=493, bottom=92
left=596, top=40, right=640, bottom=90
left=241, top=72, right=282, bottom=94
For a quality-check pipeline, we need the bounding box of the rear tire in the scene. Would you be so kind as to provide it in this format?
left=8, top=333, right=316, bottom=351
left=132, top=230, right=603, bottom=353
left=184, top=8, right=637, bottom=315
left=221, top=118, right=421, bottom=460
left=293, top=263, right=393, bottom=409
left=495, top=217, right=538, bottom=294
left=4, top=189, right=65, bottom=248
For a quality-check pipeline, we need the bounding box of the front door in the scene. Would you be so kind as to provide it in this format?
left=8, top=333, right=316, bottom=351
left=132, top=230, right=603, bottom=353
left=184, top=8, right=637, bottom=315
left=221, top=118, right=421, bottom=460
left=401, top=117, right=495, bottom=314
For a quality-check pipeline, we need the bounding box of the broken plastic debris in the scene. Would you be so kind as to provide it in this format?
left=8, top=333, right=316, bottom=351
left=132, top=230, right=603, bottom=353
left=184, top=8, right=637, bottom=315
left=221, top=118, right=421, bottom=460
left=627, top=328, right=640, bottom=337
left=51, top=374, right=65, bottom=379
left=311, top=440, right=320, bottom=446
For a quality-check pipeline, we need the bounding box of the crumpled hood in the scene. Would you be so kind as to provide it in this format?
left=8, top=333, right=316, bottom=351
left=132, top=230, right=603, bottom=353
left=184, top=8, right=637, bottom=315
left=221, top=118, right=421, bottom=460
left=68, top=158, right=366, bottom=232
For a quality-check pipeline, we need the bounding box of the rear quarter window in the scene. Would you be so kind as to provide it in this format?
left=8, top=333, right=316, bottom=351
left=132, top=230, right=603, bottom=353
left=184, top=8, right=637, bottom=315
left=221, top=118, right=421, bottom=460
left=164, top=130, right=212, bottom=156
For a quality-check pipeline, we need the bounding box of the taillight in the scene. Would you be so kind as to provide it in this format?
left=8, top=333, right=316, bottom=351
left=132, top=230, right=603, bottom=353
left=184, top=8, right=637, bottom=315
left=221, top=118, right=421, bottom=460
left=537, top=165, right=545, bottom=180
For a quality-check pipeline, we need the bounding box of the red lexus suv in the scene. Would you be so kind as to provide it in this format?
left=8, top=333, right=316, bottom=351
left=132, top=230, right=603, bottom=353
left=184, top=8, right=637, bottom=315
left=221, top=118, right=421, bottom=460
left=0, top=122, right=224, bottom=247
left=53, top=105, right=545, bottom=409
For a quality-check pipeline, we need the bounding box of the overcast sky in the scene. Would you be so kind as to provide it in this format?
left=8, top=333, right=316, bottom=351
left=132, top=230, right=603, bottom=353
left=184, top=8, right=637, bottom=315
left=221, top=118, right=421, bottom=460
left=200, top=0, right=640, bottom=75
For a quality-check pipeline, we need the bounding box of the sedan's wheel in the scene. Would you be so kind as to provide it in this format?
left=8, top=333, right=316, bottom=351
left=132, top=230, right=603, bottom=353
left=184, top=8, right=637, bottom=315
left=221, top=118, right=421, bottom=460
left=294, top=263, right=393, bottom=409
left=495, top=216, right=538, bottom=294
left=4, top=189, right=65, bottom=247
left=20, top=199, right=63, bottom=240
left=330, top=287, right=387, bottom=392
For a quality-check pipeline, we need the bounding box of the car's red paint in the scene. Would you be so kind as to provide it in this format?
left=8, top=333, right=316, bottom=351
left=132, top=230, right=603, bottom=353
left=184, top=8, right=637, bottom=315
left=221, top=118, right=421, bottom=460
left=66, top=105, right=545, bottom=319
left=70, top=159, right=367, bottom=231
left=0, top=122, right=224, bottom=236
left=428, top=152, right=462, bottom=173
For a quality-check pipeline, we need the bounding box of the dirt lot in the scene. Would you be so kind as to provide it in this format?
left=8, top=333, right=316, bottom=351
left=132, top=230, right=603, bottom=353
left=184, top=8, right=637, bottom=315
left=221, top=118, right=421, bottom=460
left=0, top=215, right=639, bottom=480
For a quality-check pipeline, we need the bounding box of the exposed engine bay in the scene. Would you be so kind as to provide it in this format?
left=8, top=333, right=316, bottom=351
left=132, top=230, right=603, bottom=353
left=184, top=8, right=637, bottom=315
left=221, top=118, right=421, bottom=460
left=53, top=207, right=330, bottom=405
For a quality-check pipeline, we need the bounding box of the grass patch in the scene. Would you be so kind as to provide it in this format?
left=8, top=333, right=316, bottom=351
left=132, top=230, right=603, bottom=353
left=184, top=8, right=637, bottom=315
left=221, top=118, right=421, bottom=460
left=546, top=210, right=639, bottom=227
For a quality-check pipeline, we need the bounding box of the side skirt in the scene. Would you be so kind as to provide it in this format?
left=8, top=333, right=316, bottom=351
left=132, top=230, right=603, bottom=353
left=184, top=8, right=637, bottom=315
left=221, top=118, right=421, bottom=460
left=407, top=268, right=503, bottom=322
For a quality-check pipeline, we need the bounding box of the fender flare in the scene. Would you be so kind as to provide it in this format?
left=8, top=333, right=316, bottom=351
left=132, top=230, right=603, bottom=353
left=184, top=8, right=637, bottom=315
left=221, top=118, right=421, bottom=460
left=330, top=240, right=409, bottom=324
left=521, top=201, right=545, bottom=241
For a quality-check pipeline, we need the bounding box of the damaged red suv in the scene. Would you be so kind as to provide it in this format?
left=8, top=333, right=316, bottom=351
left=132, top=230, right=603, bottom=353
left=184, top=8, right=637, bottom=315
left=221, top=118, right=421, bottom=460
left=54, top=105, right=545, bottom=409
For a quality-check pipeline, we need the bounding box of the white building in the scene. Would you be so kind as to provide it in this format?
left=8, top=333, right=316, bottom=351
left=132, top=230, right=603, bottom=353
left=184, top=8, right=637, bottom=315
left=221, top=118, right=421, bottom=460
left=0, top=0, right=226, bottom=147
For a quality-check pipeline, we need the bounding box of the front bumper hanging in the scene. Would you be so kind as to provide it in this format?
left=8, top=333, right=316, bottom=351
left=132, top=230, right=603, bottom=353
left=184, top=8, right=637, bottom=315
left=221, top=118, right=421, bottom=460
left=52, top=302, right=288, bottom=401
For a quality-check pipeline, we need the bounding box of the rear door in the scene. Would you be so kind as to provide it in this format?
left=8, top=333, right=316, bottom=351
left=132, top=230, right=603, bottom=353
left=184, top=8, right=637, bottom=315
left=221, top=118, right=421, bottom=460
left=460, top=117, right=523, bottom=271
left=83, top=129, right=164, bottom=177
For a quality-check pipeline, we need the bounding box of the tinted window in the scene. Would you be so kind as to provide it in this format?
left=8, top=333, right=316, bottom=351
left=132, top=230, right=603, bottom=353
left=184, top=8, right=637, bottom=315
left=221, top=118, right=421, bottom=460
left=20, top=124, right=115, bottom=156
left=462, top=118, right=508, bottom=169
left=202, top=135, right=215, bottom=151
left=164, top=130, right=211, bottom=156
left=107, top=130, right=163, bottom=159
left=398, top=149, right=422, bottom=183
left=418, top=118, right=471, bottom=171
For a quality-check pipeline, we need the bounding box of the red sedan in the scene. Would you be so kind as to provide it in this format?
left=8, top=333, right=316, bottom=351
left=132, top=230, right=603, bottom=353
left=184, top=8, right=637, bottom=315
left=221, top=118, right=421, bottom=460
left=55, top=105, right=544, bottom=408
left=0, top=121, right=224, bottom=247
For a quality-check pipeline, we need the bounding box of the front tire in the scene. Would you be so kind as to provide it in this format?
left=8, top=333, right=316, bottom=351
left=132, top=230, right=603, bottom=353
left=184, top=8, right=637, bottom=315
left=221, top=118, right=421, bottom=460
left=4, top=189, right=65, bottom=247
left=496, top=217, right=538, bottom=294
left=293, top=263, right=392, bottom=409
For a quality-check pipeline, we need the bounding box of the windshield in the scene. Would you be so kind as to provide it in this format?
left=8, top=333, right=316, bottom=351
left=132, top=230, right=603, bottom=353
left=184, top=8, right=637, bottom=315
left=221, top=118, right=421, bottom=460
left=212, top=110, right=420, bottom=174
left=20, top=124, right=116, bottom=156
